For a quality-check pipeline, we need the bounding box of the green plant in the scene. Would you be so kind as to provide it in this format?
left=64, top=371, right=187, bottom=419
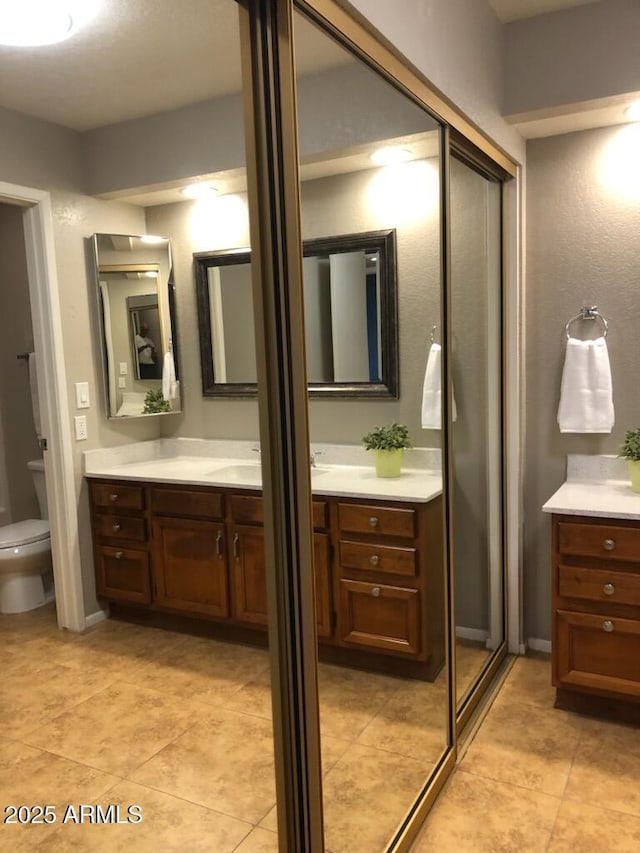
left=619, top=428, right=640, bottom=462
left=142, top=389, right=171, bottom=414
left=362, top=422, right=411, bottom=452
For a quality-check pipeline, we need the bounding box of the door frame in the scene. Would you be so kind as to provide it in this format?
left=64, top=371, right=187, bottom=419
left=0, top=181, right=85, bottom=632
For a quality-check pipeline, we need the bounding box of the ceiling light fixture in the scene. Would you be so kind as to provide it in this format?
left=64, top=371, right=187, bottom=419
left=624, top=101, right=640, bottom=122
left=140, top=235, right=165, bottom=245
left=370, top=146, right=412, bottom=166
left=0, top=1, right=101, bottom=47
left=181, top=183, right=219, bottom=200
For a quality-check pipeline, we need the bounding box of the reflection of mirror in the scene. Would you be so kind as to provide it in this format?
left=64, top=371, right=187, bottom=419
left=194, top=230, right=398, bottom=397
left=91, top=234, right=181, bottom=418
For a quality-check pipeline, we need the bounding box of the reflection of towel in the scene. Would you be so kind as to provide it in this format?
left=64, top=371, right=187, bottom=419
left=421, top=343, right=457, bottom=429
left=28, top=352, right=42, bottom=440
left=162, top=350, right=178, bottom=401
left=558, top=337, right=614, bottom=433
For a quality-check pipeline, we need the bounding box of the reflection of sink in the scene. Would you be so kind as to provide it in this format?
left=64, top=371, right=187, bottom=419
left=208, top=464, right=262, bottom=483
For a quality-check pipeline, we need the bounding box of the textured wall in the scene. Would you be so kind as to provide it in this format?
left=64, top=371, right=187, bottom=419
left=525, top=124, right=640, bottom=640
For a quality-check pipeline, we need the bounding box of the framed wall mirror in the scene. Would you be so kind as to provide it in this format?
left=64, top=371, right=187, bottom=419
left=91, top=233, right=181, bottom=418
left=194, top=229, right=398, bottom=397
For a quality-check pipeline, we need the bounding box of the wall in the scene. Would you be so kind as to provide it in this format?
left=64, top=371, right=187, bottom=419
left=525, top=124, right=640, bottom=641
left=0, top=204, right=41, bottom=524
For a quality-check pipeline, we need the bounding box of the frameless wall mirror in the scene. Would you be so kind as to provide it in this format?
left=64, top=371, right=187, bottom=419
left=91, top=233, right=181, bottom=418
left=194, top=229, right=398, bottom=397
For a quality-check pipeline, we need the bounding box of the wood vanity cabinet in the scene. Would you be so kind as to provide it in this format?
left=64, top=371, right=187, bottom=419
left=88, top=477, right=443, bottom=678
left=551, top=513, right=640, bottom=722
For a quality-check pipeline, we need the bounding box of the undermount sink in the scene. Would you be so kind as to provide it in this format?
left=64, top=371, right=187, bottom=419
left=207, top=462, right=328, bottom=484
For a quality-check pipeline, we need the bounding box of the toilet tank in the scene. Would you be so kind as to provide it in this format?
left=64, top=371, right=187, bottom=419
left=27, top=459, right=48, bottom=520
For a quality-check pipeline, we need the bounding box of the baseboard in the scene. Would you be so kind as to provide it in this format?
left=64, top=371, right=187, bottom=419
left=84, top=608, right=109, bottom=629
left=527, top=637, right=552, bottom=654
left=456, top=626, right=489, bottom=643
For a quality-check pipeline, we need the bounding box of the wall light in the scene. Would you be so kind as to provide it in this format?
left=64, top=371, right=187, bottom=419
left=188, top=193, right=250, bottom=251
left=370, top=146, right=412, bottom=166
left=366, top=160, right=439, bottom=225
left=181, top=183, right=219, bottom=200
left=0, top=0, right=101, bottom=46
left=624, top=101, right=640, bottom=122
left=140, top=235, right=165, bottom=245
left=599, top=123, right=640, bottom=201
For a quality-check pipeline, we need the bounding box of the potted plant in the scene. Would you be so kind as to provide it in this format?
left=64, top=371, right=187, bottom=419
left=619, top=428, right=640, bottom=493
left=362, top=422, right=411, bottom=478
left=142, top=389, right=172, bottom=414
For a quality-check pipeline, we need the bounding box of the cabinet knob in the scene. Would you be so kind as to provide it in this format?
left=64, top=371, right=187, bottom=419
left=368, top=516, right=379, bottom=529
left=602, top=538, right=616, bottom=551
left=112, top=522, right=121, bottom=533
left=602, top=620, right=614, bottom=633
left=115, top=551, right=124, bottom=560
left=369, top=554, right=380, bottom=567
left=371, top=586, right=381, bottom=597
left=109, top=493, right=119, bottom=503
left=603, top=582, right=615, bottom=596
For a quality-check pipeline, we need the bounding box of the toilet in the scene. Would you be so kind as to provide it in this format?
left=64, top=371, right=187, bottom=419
left=0, top=459, right=52, bottom=614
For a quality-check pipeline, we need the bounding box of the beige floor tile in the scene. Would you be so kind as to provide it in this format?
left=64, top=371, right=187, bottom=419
left=0, top=656, right=117, bottom=740
left=234, top=827, right=279, bottom=853
left=456, top=641, right=491, bottom=700
left=214, top=662, right=273, bottom=719
left=41, top=779, right=252, bottom=852
left=461, top=698, right=582, bottom=796
left=322, top=742, right=431, bottom=853
left=494, top=654, right=555, bottom=710
left=412, top=769, right=560, bottom=852
left=358, top=677, right=449, bottom=763
left=130, top=706, right=276, bottom=824
left=548, top=800, right=640, bottom=852
left=564, top=717, right=640, bottom=817
left=317, top=662, right=400, bottom=741
left=0, top=738, right=119, bottom=852
left=22, top=682, right=205, bottom=776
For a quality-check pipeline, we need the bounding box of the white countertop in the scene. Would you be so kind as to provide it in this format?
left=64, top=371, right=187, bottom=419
left=83, top=438, right=442, bottom=504
left=542, top=454, right=640, bottom=520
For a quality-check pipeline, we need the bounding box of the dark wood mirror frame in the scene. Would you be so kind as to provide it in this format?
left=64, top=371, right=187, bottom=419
left=194, top=229, right=398, bottom=398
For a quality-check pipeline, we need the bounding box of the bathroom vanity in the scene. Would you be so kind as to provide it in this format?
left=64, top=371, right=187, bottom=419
left=85, top=441, right=445, bottom=681
left=544, top=455, right=640, bottom=723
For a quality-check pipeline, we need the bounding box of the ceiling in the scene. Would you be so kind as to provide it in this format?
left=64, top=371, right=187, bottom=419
left=488, top=0, right=599, bottom=22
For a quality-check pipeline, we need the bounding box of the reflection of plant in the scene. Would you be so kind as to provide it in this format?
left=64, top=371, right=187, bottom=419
left=362, top=422, right=411, bottom=451
left=143, top=389, right=171, bottom=414
left=619, top=428, right=640, bottom=461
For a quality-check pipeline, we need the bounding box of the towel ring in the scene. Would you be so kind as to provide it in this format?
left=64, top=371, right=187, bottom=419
left=565, top=306, right=608, bottom=340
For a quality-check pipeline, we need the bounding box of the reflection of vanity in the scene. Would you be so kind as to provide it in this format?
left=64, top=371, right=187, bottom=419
left=85, top=443, right=445, bottom=680
left=543, top=455, right=640, bottom=723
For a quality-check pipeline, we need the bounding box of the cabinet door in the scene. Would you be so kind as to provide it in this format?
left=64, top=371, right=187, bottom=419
left=96, top=545, right=151, bottom=605
left=152, top=517, right=228, bottom=619
left=339, top=578, right=420, bottom=656
left=231, top=525, right=333, bottom=635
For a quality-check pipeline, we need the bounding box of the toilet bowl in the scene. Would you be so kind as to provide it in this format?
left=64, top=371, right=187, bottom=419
left=0, top=459, right=52, bottom=614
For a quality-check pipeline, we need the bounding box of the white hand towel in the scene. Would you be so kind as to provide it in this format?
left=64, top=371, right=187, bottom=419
left=421, top=343, right=457, bottom=429
left=28, top=352, right=42, bottom=440
left=162, top=350, right=178, bottom=401
left=557, top=336, right=614, bottom=433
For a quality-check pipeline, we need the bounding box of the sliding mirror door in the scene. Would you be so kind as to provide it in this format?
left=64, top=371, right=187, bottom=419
left=291, top=8, right=450, bottom=850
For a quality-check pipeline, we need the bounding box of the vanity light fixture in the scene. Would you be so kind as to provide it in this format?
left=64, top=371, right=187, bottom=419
left=140, top=235, right=165, bottom=244
left=370, top=146, right=412, bottom=166
left=181, top=183, right=219, bottom=200
left=0, top=0, right=100, bottom=46
left=624, top=101, right=640, bottom=122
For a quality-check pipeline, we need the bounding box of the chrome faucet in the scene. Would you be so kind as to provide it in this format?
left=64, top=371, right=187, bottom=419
left=310, top=450, right=324, bottom=468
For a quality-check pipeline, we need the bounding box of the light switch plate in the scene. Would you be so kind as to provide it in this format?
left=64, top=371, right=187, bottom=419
left=75, top=381, right=90, bottom=409
left=74, top=415, right=88, bottom=441
left=119, top=362, right=128, bottom=375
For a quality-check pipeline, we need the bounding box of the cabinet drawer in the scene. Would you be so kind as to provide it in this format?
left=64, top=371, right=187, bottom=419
left=558, top=522, right=640, bottom=563
left=339, top=579, right=420, bottom=656
left=96, top=545, right=151, bottom=605
left=91, top=482, right=144, bottom=511
left=339, top=540, right=417, bottom=578
left=93, top=514, right=146, bottom=542
left=150, top=488, right=223, bottom=520
left=558, top=565, right=640, bottom=607
left=229, top=495, right=327, bottom=529
left=338, top=503, right=415, bottom=539
left=555, top=610, right=640, bottom=699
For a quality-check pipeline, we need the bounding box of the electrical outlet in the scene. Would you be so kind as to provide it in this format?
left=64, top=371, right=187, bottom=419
left=74, top=415, right=88, bottom=441
left=118, top=377, right=127, bottom=388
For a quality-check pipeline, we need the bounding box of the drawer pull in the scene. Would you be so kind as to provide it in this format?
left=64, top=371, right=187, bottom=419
left=368, top=516, right=379, bottom=529
left=603, top=582, right=615, bottom=596
left=371, top=586, right=381, bottom=597
left=109, top=493, right=119, bottom=503
left=115, top=551, right=124, bottom=560
left=602, top=538, right=616, bottom=551
left=369, top=554, right=380, bottom=567
left=602, top=620, right=614, bottom=633
left=233, top=533, right=240, bottom=560
left=216, top=531, right=223, bottom=557
left=112, top=522, right=121, bottom=533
